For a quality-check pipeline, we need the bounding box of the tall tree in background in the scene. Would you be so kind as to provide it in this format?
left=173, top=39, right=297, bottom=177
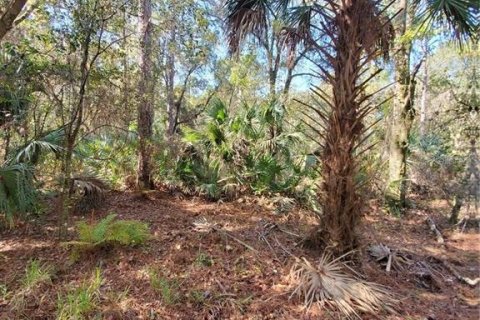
left=157, top=0, right=216, bottom=136
left=0, top=0, right=27, bottom=41
left=136, top=0, right=154, bottom=189
left=386, top=0, right=477, bottom=210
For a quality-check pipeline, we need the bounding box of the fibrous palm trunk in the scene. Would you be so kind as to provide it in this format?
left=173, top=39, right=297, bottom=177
left=136, top=0, right=154, bottom=189
left=305, top=0, right=392, bottom=254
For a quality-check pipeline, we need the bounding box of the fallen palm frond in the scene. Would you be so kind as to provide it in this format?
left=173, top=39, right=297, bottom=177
left=72, top=175, right=109, bottom=213
left=193, top=217, right=258, bottom=252
left=289, top=253, right=396, bottom=319
left=368, top=243, right=412, bottom=272
left=369, top=243, right=479, bottom=287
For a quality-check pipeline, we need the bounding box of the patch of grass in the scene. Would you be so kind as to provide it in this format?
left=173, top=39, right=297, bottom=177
left=56, top=268, right=103, bottom=320
left=22, top=259, right=53, bottom=290
left=0, top=283, right=9, bottom=300
left=195, top=252, right=214, bottom=267
left=188, top=289, right=207, bottom=305
left=148, top=269, right=181, bottom=305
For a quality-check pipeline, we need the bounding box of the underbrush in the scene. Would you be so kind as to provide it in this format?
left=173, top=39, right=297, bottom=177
left=66, top=213, right=150, bottom=256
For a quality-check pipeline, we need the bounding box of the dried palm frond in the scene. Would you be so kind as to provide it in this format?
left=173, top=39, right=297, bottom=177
left=193, top=217, right=217, bottom=233
left=368, top=244, right=412, bottom=272
left=289, top=253, right=396, bottom=319
left=72, top=175, right=109, bottom=214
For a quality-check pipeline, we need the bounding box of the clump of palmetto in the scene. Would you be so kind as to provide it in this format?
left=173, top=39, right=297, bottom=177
left=289, top=253, right=396, bottom=319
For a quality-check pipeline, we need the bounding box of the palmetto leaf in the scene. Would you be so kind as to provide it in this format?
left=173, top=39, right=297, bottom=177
left=10, top=127, right=65, bottom=165
left=289, top=253, right=396, bottom=319
left=0, top=163, right=36, bottom=225
left=225, top=0, right=270, bottom=53
left=415, top=0, right=478, bottom=42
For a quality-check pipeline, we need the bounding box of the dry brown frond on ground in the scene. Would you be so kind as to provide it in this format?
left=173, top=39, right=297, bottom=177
left=289, top=253, right=397, bottom=319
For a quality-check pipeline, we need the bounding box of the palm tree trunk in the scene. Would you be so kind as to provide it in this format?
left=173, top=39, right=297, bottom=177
left=136, top=0, right=154, bottom=189
left=306, top=0, right=389, bottom=254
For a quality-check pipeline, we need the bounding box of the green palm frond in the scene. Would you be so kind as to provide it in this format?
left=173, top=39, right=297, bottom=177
left=416, top=0, right=478, bottom=42
left=10, top=126, right=65, bottom=165
left=0, top=163, right=36, bottom=225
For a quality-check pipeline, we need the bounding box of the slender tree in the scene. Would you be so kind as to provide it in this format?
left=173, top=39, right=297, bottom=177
left=136, top=0, right=154, bottom=189
left=386, top=0, right=477, bottom=210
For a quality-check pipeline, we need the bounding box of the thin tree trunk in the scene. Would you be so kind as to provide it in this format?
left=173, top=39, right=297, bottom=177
left=165, top=29, right=176, bottom=136
left=0, top=0, right=27, bottom=41
left=59, top=16, right=92, bottom=238
left=386, top=0, right=413, bottom=210
left=420, top=42, right=428, bottom=138
left=136, top=0, right=154, bottom=189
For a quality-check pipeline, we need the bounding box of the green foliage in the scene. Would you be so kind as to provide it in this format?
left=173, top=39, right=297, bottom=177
left=56, top=268, right=102, bottom=320
left=0, top=163, right=36, bottom=226
left=22, top=260, right=53, bottom=290
left=170, top=98, right=318, bottom=201
left=148, top=269, right=181, bottom=305
left=195, top=252, right=214, bottom=267
left=10, top=127, right=66, bottom=165
left=70, top=213, right=150, bottom=249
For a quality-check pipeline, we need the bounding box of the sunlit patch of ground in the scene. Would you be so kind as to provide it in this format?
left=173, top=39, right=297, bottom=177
left=0, top=191, right=478, bottom=319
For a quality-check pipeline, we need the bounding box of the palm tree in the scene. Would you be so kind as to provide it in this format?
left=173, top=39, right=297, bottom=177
left=225, top=0, right=476, bottom=254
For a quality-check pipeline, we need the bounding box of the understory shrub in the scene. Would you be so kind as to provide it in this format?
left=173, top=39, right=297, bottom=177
left=68, top=213, right=150, bottom=250
left=164, top=98, right=318, bottom=201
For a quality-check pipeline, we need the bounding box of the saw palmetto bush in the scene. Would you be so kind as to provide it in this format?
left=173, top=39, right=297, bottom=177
left=289, top=254, right=396, bottom=319
left=175, top=98, right=316, bottom=200
left=0, top=163, right=36, bottom=225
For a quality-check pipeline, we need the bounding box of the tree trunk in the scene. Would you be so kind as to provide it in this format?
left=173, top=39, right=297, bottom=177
left=58, top=16, right=92, bottom=238
left=164, top=28, right=177, bottom=136
left=136, top=0, right=154, bottom=189
left=386, top=0, right=413, bottom=211
left=306, top=0, right=386, bottom=254
left=0, top=0, right=27, bottom=41
left=420, top=42, right=428, bottom=138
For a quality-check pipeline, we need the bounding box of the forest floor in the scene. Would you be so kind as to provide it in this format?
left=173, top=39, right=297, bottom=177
left=0, top=190, right=479, bottom=319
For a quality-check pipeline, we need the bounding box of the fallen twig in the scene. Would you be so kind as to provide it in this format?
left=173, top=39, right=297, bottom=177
left=426, top=216, right=445, bottom=244
left=442, top=260, right=480, bottom=287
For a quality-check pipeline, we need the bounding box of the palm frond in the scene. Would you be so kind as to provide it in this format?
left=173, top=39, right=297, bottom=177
left=9, top=127, right=65, bottom=165
left=289, top=254, right=397, bottom=319
left=225, top=0, right=270, bottom=53
left=0, top=163, right=36, bottom=225
left=416, top=0, right=478, bottom=42
left=72, top=175, right=109, bottom=214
